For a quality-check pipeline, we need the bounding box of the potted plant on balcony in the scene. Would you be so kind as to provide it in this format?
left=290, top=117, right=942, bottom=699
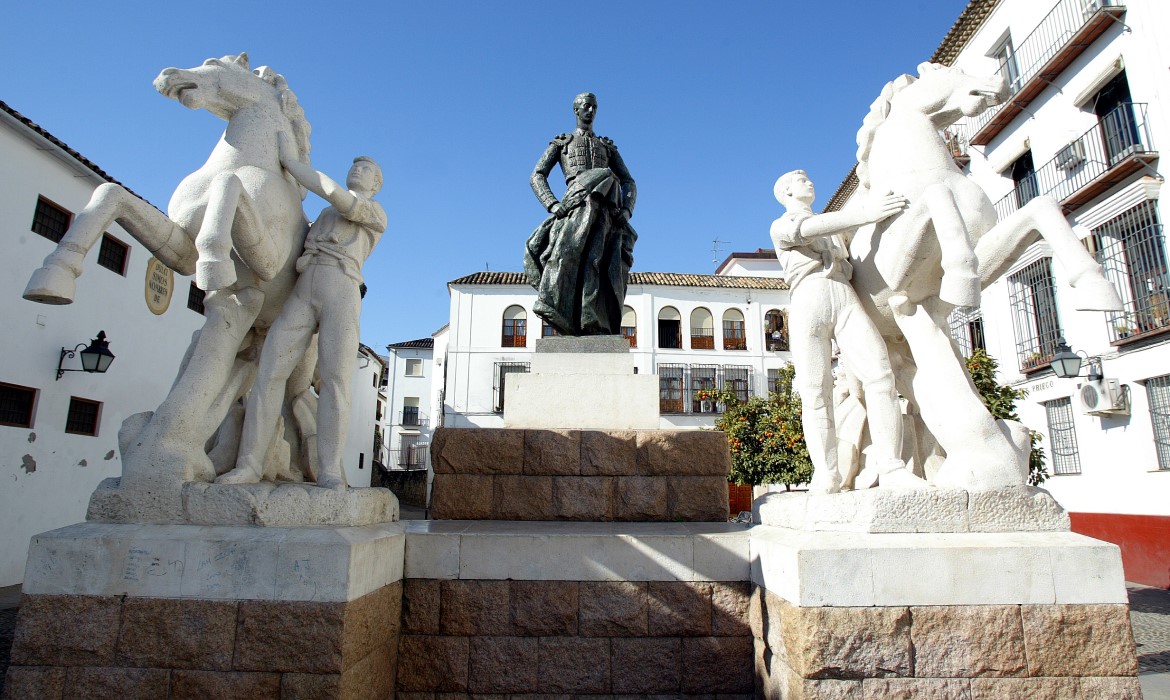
left=1115, top=321, right=1135, bottom=339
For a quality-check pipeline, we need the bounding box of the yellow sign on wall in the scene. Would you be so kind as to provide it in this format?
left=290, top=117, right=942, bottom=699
left=145, top=257, right=174, bottom=315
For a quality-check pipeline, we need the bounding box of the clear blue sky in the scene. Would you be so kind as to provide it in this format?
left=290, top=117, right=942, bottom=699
left=3, top=1, right=969, bottom=348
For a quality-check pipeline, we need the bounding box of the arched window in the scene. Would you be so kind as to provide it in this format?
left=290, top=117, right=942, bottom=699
left=658, top=306, right=682, bottom=349
left=502, top=305, right=527, bottom=347
left=542, top=319, right=559, bottom=338
left=689, top=307, right=714, bottom=349
left=723, top=309, right=747, bottom=350
left=765, top=309, right=788, bottom=351
left=621, top=306, right=637, bottom=347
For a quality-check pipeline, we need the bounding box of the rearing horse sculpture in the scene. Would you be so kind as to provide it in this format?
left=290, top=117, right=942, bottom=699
left=845, top=62, right=1122, bottom=490
left=23, top=53, right=314, bottom=520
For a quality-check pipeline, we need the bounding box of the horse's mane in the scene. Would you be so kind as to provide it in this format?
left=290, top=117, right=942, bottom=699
left=253, top=62, right=312, bottom=200
left=855, top=73, right=918, bottom=190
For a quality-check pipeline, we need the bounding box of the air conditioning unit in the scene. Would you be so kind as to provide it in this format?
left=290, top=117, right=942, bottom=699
left=1077, top=379, right=1128, bottom=415
left=1055, top=141, right=1086, bottom=171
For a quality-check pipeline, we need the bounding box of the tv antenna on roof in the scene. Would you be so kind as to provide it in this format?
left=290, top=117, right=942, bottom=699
left=711, top=239, right=729, bottom=266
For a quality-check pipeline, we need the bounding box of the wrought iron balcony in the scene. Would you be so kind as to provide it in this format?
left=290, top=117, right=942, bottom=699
left=398, top=410, right=429, bottom=429
left=992, top=102, right=1156, bottom=221
left=953, top=0, right=1126, bottom=148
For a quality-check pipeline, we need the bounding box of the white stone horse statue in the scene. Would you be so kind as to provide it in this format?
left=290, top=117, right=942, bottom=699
left=845, top=62, right=1122, bottom=490
left=22, top=53, right=317, bottom=520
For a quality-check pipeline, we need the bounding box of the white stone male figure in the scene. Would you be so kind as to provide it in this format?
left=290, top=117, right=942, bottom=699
left=770, top=170, right=921, bottom=492
left=219, top=135, right=387, bottom=489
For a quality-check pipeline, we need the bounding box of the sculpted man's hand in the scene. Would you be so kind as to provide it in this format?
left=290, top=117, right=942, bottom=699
left=864, top=192, right=909, bottom=223
left=550, top=202, right=568, bottom=219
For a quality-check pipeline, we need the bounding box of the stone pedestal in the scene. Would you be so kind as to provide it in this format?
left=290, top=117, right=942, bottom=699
left=3, top=522, right=405, bottom=700
left=429, top=427, right=731, bottom=521
left=749, top=491, right=1142, bottom=698
left=504, top=335, right=660, bottom=430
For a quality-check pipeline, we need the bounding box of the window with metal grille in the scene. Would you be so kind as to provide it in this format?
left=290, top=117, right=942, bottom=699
left=1146, top=374, right=1170, bottom=470
left=187, top=282, right=206, bottom=315
left=690, top=365, right=718, bottom=413
left=1043, top=397, right=1081, bottom=475
left=97, top=234, right=129, bottom=275
left=402, top=397, right=420, bottom=426
left=723, top=365, right=752, bottom=403
left=621, top=306, right=637, bottom=348
left=1091, top=201, right=1167, bottom=342
left=1010, top=151, right=1038, bottom=209
left=723, top=309, right=747, bottom=351
left=658, top=363, right=686, bottom=413
left=31, top=196, right=71, bottom=243
left=493, top=362, right=529, bottom=412
left=767, top=368, right=782, bottom=394
left=0, top=383, right=37, bottom=428
left=658, top=307, right=682, bottom=349
left=1008, top=258, right=1062, bottom=372
left=65, top=396, right=101, bottom=436
left=948, top=307, right=986, bottom=358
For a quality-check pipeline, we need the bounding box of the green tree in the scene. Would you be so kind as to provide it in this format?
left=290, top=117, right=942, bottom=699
left=714, top=364, right=813, bottom=489
left=964, top=349, right=1049, bottom=486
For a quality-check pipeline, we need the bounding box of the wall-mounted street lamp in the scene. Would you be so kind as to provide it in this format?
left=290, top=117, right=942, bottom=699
left=1050, top=336, right=1102, bottom=381
left=56, top=330, right=115, bottom=380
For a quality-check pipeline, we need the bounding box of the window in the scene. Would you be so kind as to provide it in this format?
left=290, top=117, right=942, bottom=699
left=621, top=306, right=637, bottom=348
left=723, top=309, right=747, bottom=351
left=690, top=365, right=718, bottom=413
left=502, top=306, right=527, bottom=347
left=659, top=363, right=686, bottom=413
left=948, top=308, right=986, bottom=358
left=405, top=358, right=423, bottom=376
left=723, top=365, right=751, bottom=403
left=97, top=234, right=129, bottom=275
left=65, top=396, right=101, bottom=436
left=689, top=308, right=714, bottom=349
left=187, top=282, right=206, bottom=315
left=1094, top=72, right=1140, bottom=166
left=1010, top=151, right=1038, bottom=209
left=767, top=368, right=783, bottom=394
left=764, top=309, right=788, bottom=351
left=1091, top=201, right=1167, bottom=342
left=31, top=196, right=71, bottom=243
left=542, top=320, right=559, bottom=337
left=1146, top=375, right=1170, bottom=470
left=1043, top=397, right=1081, bottom=475
left=658, top=307, right=682, bottom=349
left=1009, top=258, right=1062, bottom=372
left=493, top=362, right=529, bottom=412
left=0, top=383, right=37, bottom=428
left=375, top=401, right=384, bottom=422
left=402, top=397, right=420, bottom=426
left=992, top=36, right=1021, bottom=94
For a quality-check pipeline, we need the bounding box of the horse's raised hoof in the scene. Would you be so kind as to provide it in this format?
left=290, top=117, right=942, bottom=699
left=23, top=264, right=77, bottom=305
left=939, top=274, right=981, bottom=308
left=1072, top=277, right=1124, bottom=312
left=197, top=259, right=237, bottom=291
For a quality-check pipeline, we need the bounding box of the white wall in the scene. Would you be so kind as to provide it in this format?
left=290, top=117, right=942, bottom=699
left=343, top=347, right=384, bottom=488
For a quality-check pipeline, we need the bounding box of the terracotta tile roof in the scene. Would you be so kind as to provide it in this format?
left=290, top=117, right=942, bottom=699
left=0, top=100, right=154, bottom=208
left=449, top=271, right=789, bottom=290
left=387, top=338, right=435, bottom=349
left=823, top=0, right=1000, bottom=213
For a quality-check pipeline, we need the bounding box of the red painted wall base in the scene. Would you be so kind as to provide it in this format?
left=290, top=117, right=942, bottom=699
left=1070, top=512, right=1170, bottom=589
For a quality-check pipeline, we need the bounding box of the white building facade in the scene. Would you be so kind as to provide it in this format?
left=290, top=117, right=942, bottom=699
left=829, top=0, right=1170, bottom=587
left=441, top=266, right=793, bottom=430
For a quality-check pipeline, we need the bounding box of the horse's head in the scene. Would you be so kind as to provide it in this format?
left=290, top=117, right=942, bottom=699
left=153, top=53, right=311, bottom=166
left=896, top=62, right=1010, bottom=128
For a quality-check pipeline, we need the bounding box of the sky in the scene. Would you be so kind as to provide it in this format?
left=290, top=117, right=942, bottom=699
left=2, top=1, right=971, bottom=349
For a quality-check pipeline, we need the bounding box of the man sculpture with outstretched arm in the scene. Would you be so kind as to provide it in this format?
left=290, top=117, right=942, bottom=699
left=770, top=170, right=923, bottom=493
left=219, top=135, right=386, bottom=489
left=525, top=92, right=637, bottom=335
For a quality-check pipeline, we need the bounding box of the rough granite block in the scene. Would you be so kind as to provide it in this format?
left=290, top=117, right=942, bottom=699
left=860, top=678, right=973, bottom=699
left=682, top=636, right=754, bottom=693
left=580, top=430, right=639, bottom=475
left=511, top=580, right=579, bottom=636
left=537, top=637, right=611, bottom=693
left=580, top=581, right=648, bottom=636
left=778, top=600, right=912, bottom=679
left=234, top=599, right=345, bottom=673
left=468, top=636, right=539, bottom=693
left=441, top=580, right=512, bottom=636
left=432, top=428, right=524, bottom=475
left=396, top=635, right=470, bottom=692
left=552, top=476, right=615, bottom=521
left=615, top=476, right=668, bottom=520
left=611, top=637, right=682, bottom=693
left=648, top=581, right=713, bottom=636
left=712, top=581, right=752, bottom=637
left=1021, top=604, right=1139, bottom=676
left=403, top=579, right=441, bottom=634
left=430, top=474, right=494, bottom=519
left=11, top=595, right=122, bottom=667
left=170, top=670, right=281, bottom=700
left=668, top=476, right=729, bottom=521
left=910, top=605, right=1026, bottom=678
left=116, top=598, right=238, bottom=670
left=524, top=430, right=581, bottom=475
left=1, top=666, right=67, bottom=700
left=62, top=667, right=170, bottom=700
left=637, top=430, right=732, bottom=477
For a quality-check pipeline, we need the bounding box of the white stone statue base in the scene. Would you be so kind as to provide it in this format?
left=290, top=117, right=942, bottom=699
left=504, top=335, right=660, bottom=430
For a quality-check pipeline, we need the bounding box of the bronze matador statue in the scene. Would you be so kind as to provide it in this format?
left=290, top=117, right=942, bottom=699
left=525, top=92, right=637, bottom=336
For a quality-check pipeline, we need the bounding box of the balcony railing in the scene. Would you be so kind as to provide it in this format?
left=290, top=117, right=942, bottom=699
left=398, top=411, right=429, bottom=429
left=992, top=103, right=1155, bottom=221
left=953, top=0, right=1126, bottom=147
left=385, top=446, right=430, bottom=470
left=658, top=363, right=755, bottom=415
left=690, top=328, right=714, bottom=350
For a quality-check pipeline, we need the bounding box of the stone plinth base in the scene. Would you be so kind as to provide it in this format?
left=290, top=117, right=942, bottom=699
left=430, top=428, right=731, bottom=521
left=750, top=524, right=1141, bottom=698
left=87, top=477, right=399, bottom=527
left=754, top=485, right=1069, bottom=534
left=398, top=520, right=754, bottom=695
left=504, top=335, right=660, bottom=430
left=4, top=521, right=406, bottom=700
